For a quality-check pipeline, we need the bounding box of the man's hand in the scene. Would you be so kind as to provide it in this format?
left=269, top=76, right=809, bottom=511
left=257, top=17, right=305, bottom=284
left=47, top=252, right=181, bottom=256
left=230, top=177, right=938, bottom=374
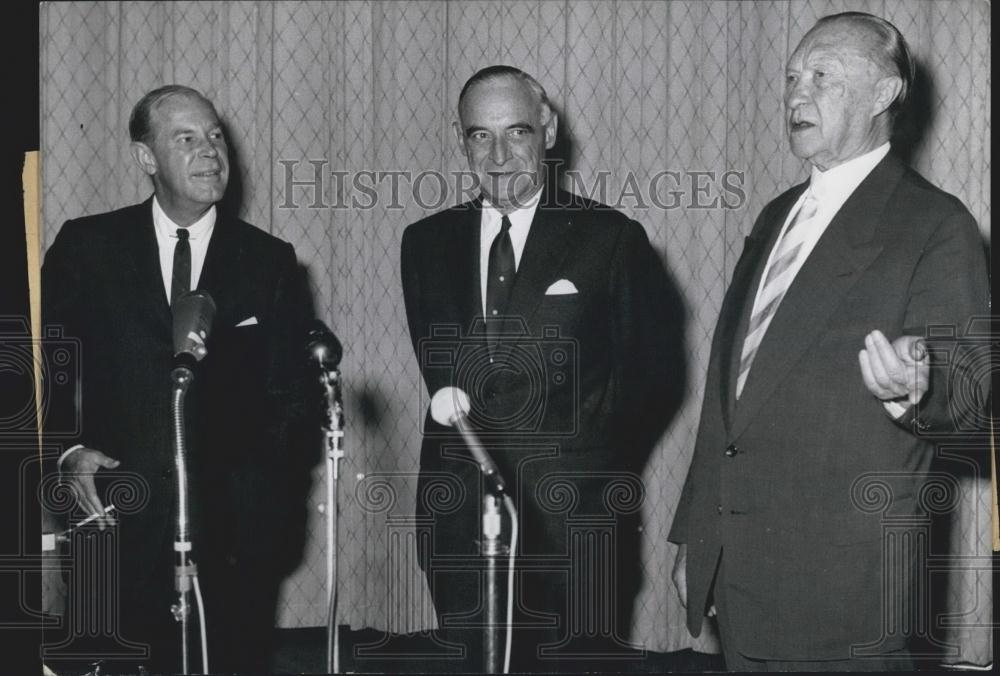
left=61, top=447, right=120, bottom=529
left=672, top=543, right=687, bottom=608
left=672, top=544, right=716, bottom=617
left=859, top=330, right=929, bottom=405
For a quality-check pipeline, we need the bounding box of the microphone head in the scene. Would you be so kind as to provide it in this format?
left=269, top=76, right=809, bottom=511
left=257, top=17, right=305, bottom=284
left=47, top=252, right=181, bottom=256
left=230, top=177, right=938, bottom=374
left=430, top=386, right=471, bottom=427
left=306, top=319, right=343, bottom=368
left=172, top=290, right=216, bottom=362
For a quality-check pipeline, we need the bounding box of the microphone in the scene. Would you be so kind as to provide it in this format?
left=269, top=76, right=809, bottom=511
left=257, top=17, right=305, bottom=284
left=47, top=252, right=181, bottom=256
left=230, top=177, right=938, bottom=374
left=172, top=290, right=217, bottom=367
left=431, top=387, right=507, bottom=495
left=306, top=319, right=343, bottom=370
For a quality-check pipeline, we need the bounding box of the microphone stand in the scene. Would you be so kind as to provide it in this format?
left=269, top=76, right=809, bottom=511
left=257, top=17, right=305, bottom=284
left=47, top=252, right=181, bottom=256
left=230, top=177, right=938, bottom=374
left=481, top=491, right=505, bottom=674
left=170, top=364, right=200, bottom=675
left=431, top=388, right=516, bottom=673
left=320, top=365, right=345, bottom=674
left=451, top=415, right=508, bottom=674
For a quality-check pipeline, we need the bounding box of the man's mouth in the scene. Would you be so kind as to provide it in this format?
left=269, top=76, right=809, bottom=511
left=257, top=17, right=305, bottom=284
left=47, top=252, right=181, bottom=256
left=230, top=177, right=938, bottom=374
left=192, top=169, right=222, bottom=179
left=789, top=120, right=816, bottom=132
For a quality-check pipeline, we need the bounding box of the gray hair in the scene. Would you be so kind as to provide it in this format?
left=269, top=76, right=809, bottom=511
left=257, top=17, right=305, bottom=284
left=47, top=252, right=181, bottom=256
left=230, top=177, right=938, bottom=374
left=814, top=12, right=915, bottom=115
left=457, top=65, right=552, bottom=117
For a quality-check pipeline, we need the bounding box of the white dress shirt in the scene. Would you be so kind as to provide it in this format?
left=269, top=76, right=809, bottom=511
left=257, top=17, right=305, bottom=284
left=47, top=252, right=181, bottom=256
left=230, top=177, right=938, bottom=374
left=152, top=196, right=216, bottom=304
left=479, top=187, right=542, bottom=317
left=749, top=142, right=891, bottom=314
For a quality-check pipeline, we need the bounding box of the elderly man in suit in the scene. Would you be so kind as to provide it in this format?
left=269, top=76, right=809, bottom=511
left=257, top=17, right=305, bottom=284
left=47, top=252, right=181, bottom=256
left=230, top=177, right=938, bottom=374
left=42, top=85, right=309, bottom=673
left=402, top=66, right=676, bottom=672
left=669, top=12, right=990, bottom=671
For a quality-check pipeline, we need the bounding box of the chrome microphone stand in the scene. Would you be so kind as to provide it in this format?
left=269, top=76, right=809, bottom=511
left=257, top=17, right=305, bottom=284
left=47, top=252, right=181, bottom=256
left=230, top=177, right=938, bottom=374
left=169, top=290, right=216, bottom=675
left=481, top=492, right=505, bottom=674
left=170, top=366, right=197, bottom=674
left=320, top=363, right=345, bottom=674
left=306, top=321, right=345, bottom=674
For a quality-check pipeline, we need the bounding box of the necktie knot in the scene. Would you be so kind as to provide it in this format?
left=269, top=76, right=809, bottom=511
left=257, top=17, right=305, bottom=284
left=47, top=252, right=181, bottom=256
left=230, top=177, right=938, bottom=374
left=499, top=215, right=512, bottom=233
left=176, top=227, right=190, bottom=241
left=798, top=189, right=819, bottom=221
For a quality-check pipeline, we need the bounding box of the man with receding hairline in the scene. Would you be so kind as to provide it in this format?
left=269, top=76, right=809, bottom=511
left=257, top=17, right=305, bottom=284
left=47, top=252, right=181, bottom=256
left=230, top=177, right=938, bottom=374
left=402, top=65, right=676, bottom=672
left=42, top=85, right=309, bottom=673
left=668, top=13, right=989, bottom=671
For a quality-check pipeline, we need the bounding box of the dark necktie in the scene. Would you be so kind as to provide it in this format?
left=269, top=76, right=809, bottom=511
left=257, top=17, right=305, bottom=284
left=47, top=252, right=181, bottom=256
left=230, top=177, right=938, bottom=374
left=486, top=215, right=515, bottom=320
left=171, top=227, right=191, bottom=306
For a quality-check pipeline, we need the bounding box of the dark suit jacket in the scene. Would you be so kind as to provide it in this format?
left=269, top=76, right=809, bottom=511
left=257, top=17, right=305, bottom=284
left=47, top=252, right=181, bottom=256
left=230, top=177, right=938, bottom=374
left=668, top=154, right=990, bottom=660
left=41, top=198, right=309, bottom=662
left=401, top=187, right=676, bottom=647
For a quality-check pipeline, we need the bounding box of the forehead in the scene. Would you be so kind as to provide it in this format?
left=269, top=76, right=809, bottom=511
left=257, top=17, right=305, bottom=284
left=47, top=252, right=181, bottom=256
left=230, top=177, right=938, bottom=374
left=788, top=22, right=876, bottom=70
left=459, top=76, right=541, bottom=125
left=151, top=94, right=221, bottom=134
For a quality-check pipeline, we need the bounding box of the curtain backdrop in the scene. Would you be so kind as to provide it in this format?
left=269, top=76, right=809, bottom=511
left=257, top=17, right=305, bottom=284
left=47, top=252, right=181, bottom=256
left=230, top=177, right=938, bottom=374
left=41, top=0, right=991, bottom=663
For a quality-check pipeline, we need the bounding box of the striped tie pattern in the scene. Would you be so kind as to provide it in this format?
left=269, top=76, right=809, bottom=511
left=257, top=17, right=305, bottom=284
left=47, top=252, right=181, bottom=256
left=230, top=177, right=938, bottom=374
left=736, top=189, right=820, bottom=398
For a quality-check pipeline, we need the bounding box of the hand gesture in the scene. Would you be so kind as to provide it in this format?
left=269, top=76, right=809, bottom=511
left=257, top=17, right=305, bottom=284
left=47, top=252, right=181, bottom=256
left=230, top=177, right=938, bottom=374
left=859, top=330, right=929, bottom=405
left=61, top=447, right=120, bottom=529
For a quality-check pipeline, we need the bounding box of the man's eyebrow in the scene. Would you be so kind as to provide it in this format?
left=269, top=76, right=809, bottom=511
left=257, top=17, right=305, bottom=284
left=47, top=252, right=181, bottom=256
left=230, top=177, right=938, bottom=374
left=170, top=124, right=223, bottom=137
left=507, top=122, right=536, bottom=132
left=464, top=122, right=537, bottom=136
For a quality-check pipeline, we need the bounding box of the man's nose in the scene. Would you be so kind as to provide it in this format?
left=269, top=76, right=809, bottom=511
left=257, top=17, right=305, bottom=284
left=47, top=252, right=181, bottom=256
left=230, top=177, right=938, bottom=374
left=785, top=77, right=811, bottom=109
left=490, top=136, right=509, bottom=165
left=198, top=137, right=220, bottom=157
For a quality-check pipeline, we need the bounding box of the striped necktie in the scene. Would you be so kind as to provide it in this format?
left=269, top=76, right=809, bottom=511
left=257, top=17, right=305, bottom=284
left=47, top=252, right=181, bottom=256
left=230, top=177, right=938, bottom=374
left=736, top=188, right=820, bottom=399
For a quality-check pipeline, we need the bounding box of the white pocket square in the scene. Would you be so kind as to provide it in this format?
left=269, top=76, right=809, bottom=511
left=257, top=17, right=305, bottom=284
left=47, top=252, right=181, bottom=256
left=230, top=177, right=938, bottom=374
left=545, top=279, right=578, bottom=295
left=236, top=316, right=258, bottom=327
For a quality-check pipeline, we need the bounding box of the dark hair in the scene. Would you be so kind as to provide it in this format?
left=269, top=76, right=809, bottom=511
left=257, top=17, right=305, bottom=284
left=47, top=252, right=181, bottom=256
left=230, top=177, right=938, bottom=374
left=457, top=65, right=551, bottom=116
left=128, top=84, right=219, bottom=143
left=815, top=12, right=915, bottom=115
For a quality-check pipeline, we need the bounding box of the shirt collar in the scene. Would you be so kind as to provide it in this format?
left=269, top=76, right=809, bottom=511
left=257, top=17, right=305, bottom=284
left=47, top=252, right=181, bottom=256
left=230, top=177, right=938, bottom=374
left=152, top=196, right=217, bottom=241
left=808, top=143, right=890, bottom=206
left=481, top=186, right=544, bottom=228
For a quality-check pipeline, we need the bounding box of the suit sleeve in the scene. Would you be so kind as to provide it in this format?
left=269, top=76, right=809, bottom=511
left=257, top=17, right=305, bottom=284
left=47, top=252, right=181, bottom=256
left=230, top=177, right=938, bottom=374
left=898, top=207, right=990, bottom=434
left=258, top=241, right=311, bottom=533
left=608, top=218, right=684, bottom=459
left=40, top=221, right=87, bottom=469
left=264, top=241, right=311, bottom=449
left=400, top=226, right=427, bottom=375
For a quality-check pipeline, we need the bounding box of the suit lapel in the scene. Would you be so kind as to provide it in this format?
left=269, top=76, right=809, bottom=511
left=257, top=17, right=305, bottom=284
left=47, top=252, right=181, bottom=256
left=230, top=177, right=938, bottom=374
left=122, top=198, right=172, bottom=334
left=196, top=210, right=244, bottom=328
left=503, top=188, right=575, bottom=328
left=718, top=200, right=795, bottom=429
left=460, top=199, right=483, bottom=332
left=729, top=156, right=902, bottom=438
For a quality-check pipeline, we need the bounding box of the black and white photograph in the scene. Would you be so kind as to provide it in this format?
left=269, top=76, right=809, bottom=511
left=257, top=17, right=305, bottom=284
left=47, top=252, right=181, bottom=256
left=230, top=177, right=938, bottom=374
left=5, top=1, right=994, bottom=674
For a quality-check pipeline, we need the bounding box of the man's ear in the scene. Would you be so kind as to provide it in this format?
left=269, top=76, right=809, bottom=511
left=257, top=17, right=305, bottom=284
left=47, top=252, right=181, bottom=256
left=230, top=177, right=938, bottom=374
left=871, top=75, right=903, bottom=118
left=543, top=109, right=558, bottom=150
left=130, top=141, right=157, bottom=177
left=452, top=120, right=467, bottom=153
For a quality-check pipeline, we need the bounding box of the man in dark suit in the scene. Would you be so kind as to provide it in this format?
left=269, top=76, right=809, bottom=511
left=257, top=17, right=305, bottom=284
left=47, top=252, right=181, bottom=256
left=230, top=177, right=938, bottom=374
left=669, top=13, right=990, bottom=671
left=42, top=85, right=309, bottom=673
left=401, top=66, right=676, bottom=672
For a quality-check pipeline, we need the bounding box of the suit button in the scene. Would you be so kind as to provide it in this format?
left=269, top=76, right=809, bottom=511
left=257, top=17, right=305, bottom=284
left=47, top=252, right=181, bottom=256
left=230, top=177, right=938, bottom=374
left=161, top=468, right=173, bottom=479
left=716, top=504, right=723, bottom=515
left=724, top=444, right=738, bottom=457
